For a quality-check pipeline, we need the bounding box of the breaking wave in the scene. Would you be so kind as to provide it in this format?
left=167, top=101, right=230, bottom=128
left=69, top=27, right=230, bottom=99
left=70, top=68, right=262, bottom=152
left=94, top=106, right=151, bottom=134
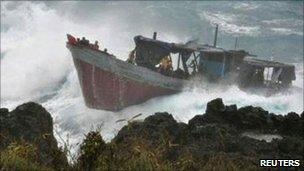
left=270, top=28, right=303, bottom=36
left=200, top=11, right=260, bottom=36
left=1, top=1, right=303, bottom=159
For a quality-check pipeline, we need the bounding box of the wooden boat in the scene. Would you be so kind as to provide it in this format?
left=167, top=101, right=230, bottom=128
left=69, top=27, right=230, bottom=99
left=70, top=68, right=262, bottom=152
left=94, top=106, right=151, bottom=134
left=66, top=35, right=186, bottom=111
left=66, top=28, right=296, bottom=111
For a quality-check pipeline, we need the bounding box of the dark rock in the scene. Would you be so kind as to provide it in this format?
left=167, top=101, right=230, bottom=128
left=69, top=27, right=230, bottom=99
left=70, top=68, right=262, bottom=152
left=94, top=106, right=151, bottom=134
left=3, top=98, right=301, bottom=170
left=0, top=108, right=9, bottom=116
left=237, top=106, right=268, bottom=130
left=78, top=98, right=303, bottom=170
left=269, top=113, right=284, bottom=130
left=278, top=136, right=304, bottom=158
left=0, top=108, right=9, bottom=129
left=144, top=112, right=177, bottom=125
left=225, top=104, right=237, bottom=113
left=206, top=98, right=225, bottom=114
left=190, top=98, right=303, bottom=137
left=114, top=112, right=186, bottom=146
left=188, top=115, right=205, bottom=129
left=0, top=102, right=68, bottom=168
left=5, top=102, right=53, bottom=142
left=280, top=112, right=302, bottom=136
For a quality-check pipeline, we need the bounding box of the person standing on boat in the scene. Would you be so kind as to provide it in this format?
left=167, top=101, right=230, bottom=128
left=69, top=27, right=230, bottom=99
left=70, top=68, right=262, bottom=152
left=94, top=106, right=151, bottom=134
left=127, top=49, right=136, bottom=64
left=94, top=41, right=99, bottom=50
left=158, top=56, right=172, bottom=76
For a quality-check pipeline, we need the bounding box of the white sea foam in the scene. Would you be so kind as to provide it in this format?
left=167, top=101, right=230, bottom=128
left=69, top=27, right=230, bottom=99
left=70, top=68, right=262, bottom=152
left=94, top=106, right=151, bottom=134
left=233, top=2, right=260, bottom=11
left=39, top=70, right=303, bottom=160
left=1, top=1, right=303, bottom=162
left=241, top=132, right=282, bottom=143
left=270, top=28, right=303, bottom=36
left=200, top=11, right=260, bottom=36
left=262, top=19, right=303, bottom=27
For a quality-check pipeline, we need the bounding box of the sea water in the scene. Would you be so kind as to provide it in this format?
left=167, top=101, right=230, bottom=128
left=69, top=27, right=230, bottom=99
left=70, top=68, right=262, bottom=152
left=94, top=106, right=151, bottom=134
left=1, top=1, right=303, bottom=160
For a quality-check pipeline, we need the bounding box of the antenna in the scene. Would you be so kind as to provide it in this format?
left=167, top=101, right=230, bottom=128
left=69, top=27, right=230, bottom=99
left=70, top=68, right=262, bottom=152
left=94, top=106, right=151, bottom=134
left=234, top=37, right=238, bottom=50
left=213, top=24, right=219, bottom=47
left=270, top=50, right=274, bottom=61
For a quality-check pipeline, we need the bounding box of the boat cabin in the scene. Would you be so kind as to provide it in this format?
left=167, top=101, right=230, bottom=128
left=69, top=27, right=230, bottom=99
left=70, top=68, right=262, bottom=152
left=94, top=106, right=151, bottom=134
left=132, top=34, right=250, bottom=80
left=133, top=35, right=197, bottom=78
left=131, top=33, right=295, bottom=90
left=198, top=48, right=248, bottom=80
left=238, top=58, right=296, bottom=88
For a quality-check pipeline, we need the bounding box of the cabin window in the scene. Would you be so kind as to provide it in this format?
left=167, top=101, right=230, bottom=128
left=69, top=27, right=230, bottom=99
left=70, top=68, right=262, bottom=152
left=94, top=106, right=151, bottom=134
left=264, top=67, right=273, bottom=81
left=170, top=53, right=180, bottom=70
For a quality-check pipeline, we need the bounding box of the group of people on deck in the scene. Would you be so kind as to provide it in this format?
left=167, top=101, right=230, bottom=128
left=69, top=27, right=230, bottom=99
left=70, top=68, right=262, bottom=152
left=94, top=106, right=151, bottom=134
left=77, top=37, right=100, bottom=50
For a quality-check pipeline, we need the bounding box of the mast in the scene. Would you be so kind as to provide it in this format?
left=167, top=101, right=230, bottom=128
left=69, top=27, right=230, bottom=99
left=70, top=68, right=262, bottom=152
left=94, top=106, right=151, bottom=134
left=213, top=24, right=219, bottom=47
left=234, top=37, right=238, bottom=50
left=177, top=53, right=181, bottom=69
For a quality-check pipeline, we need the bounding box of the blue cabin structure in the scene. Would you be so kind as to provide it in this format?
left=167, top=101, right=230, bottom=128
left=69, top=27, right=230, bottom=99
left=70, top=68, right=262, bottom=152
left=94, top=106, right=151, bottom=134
left=198, top=47, right=247, bottom=80
left=199, top=49, right=227, bottom=78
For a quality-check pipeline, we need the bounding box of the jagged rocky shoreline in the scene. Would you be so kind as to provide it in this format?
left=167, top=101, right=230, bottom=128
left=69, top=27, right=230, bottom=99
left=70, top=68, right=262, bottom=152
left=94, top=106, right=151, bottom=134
left=0, top=103, right=68, bottom=170
left=0, top=99, right=303, bottom=170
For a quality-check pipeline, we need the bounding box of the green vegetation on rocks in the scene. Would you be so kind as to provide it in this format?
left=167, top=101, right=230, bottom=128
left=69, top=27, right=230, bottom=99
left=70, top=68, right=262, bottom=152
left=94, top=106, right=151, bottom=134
left=0, top=102, right=68, bottom=170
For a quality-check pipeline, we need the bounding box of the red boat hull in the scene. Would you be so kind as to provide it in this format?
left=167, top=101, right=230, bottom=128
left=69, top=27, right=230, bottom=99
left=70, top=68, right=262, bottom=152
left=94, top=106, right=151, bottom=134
left=66, top=39, right=186, bottom=111
left=73, top=58, right=178, bottom=110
